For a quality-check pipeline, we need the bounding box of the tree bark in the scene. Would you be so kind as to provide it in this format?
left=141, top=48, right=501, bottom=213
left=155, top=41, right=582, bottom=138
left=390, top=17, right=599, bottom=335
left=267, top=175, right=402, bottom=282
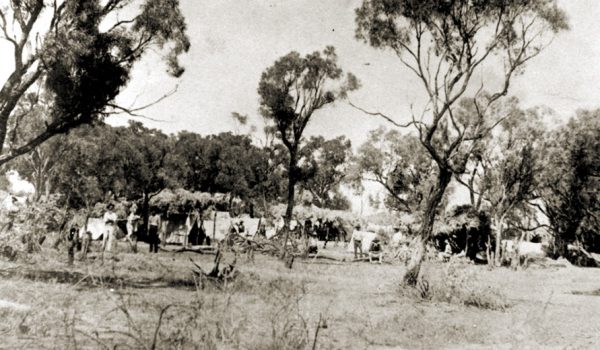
left=281, top=152, right=297, bottom=259
left=403, top=168, right=452, bottom=285
left=493, top=213, right=506, bottom=266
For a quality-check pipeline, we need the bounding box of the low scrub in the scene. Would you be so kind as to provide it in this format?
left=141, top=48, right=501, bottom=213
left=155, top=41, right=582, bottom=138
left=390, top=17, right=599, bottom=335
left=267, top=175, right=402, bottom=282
left=400, top=261, right=510, bottom=311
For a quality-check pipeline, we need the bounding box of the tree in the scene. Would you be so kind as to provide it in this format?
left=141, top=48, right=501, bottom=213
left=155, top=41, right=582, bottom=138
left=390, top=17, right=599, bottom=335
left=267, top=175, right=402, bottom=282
left=538, top=110, right=600, bottom=257
left=0, top=0, right=190, bottom=166
left=455, top=101, right=546, bottom=265
left=116, top=121, right=178, bottom=237
left=355, top=0, right=568, bottom=284
left=258, top=46, right=358, bottom=256
left=6, top=93, right=66, bottom=201
left=51, top=128, right=105, bottom=210
left=172, top=131, right=282, bottom=215
left=351, top=127, right=437, bottom=215
left=299, top=136, right=352, bottom=209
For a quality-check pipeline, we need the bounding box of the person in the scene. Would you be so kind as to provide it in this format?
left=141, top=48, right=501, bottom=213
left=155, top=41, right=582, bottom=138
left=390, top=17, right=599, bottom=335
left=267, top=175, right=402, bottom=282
left=126, top=204, right=140, bottom=252
left=323, top=219, right=332, bottom=249
left=126, top=204, right=140, bottom=238
left=80, top=229, right=92, bottom=261
left=148, top=210, right=161, bottom=253
left=304, top=216, right=313, bottom=237
left=238, top=220, right=247, bottom=237
left=102, top=203, right=118, bottom=254
left=369, top=236, right=383, bottom=264
left=314, top=218, right=323, bottom=241
left=352, top=224, right=363, bottom=259
left=439, top=239, right=453, bottom=262
left=308, top=234, right=318, bottom=255
left=256, top=222, right=266, bottom=238
left=67, top=226, right=78, bottom=266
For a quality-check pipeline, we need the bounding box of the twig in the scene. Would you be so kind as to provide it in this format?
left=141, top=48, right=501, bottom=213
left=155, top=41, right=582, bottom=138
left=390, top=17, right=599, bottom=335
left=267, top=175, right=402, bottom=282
left=348, top=101, right=423, bottom=128
left=312, top=313, right=323, bottom=350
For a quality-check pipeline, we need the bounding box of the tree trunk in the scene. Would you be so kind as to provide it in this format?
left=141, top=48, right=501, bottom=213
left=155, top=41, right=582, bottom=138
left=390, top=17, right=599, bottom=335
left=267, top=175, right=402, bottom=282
left=403, top=168, right=452, bottom=285
left=281, top=153, right=297, bottom=260
left=493, top=213, right=506, bottom=266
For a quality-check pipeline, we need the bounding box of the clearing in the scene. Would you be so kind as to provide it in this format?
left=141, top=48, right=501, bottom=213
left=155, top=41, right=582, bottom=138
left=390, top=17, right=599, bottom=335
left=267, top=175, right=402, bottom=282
left=1, top=242, right=599, bottom=349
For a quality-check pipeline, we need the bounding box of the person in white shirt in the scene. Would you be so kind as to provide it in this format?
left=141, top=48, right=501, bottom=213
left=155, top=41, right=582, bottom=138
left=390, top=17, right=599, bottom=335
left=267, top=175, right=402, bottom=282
left=102, top=203, right=118, bottom=253
left=126, top=203, right=140, bottom=238
left=352, top=225, right=364, bottom=259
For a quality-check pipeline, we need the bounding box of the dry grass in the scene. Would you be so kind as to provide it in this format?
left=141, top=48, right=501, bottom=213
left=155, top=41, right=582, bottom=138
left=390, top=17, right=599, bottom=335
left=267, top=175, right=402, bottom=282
left=1, top=241, right=600, bottom=349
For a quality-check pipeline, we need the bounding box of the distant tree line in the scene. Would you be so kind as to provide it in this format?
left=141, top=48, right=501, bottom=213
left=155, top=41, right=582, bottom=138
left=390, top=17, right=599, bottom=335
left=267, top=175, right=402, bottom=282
left=5, top=119, right=354, bottom=221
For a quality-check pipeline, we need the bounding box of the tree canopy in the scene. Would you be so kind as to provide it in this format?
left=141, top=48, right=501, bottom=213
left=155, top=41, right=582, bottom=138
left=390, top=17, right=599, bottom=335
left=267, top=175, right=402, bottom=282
left=257, top=46, right=358, bottom=243
left=0, top=0, right=190, bottom=166
left=355, top=0, right=568, bottom=283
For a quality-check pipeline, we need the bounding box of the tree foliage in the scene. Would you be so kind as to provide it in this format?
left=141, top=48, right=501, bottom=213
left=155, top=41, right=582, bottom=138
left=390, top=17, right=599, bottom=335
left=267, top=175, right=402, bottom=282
left=538, top=110, right=600, bottom=255
left=298, top=135, right=351, bottom=209
left=355, top=0, right=568, bottom=283
left=0, top=0, right=190, bottom=166
left=352, top=127, right=437, bottom=214
left=258, top=46, right=357, bottom=231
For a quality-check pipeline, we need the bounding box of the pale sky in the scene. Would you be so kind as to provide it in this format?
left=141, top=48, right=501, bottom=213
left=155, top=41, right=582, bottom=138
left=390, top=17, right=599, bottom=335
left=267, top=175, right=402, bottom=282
left=110, top=0, right=600, bottom=146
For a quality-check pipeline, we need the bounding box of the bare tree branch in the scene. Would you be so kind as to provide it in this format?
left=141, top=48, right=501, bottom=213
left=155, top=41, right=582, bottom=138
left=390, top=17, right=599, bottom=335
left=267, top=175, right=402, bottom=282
left=348, top=101, right=425, bottom=129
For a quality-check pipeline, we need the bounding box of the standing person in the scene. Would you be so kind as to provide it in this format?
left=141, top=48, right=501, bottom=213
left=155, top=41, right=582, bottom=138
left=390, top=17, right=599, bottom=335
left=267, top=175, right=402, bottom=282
left=102, top=203, right=118, bottom=254
left=126, top=204, right=140, bottom=238
left=148, top=210, right=161, bottom=253
left=67, top=226, right=78, bottom=266
left=323, top=219, right=333, bottom=249
left=80, top=229, right=91, bottom=261
left=126, top=203, right=140, bottom=252
left=352, top=224, right=364, bottom=259
left=304, top=216, right=313, bottom=237
left=314, top=218, right=323, bottom=241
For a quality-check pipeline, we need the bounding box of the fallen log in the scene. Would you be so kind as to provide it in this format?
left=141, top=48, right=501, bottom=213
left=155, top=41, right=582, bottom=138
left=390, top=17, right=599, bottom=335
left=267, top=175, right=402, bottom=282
left=160, top=245, right=217, bottom=255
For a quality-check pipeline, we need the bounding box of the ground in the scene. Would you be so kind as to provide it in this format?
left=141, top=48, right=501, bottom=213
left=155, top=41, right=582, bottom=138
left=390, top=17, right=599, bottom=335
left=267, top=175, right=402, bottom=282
left=1, top=241, right=600, bottom=349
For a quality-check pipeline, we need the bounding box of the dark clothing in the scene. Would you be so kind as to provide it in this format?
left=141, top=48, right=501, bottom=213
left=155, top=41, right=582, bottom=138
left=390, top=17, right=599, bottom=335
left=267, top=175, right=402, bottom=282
left=304, top=219, right=313, bottom=236
left=370, top=240, right=382, bottom=253
left=149, top=225, right=159, bottom=253
left=67, top=229, right=78, bottom=265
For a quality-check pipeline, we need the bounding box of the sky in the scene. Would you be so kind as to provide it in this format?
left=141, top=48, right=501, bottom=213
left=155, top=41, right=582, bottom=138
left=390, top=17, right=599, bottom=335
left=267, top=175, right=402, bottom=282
left=2, top=0, right=599, bottom=213
left=110, top=0, right=600, bottom=144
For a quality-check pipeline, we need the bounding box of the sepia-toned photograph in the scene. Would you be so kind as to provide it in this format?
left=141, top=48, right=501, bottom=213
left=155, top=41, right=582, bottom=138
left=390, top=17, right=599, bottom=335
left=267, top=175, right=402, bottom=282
left=0, top=1, right=599, bottom=349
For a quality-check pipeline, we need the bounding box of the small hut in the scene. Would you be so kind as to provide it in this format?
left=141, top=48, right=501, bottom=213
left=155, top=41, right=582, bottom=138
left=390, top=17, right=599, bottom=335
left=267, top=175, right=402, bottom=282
left=432, top=205, right=491, bottom=261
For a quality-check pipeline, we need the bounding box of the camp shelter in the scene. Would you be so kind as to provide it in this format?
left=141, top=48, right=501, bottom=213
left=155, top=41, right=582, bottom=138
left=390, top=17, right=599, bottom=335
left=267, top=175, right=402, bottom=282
left=202, top=211, right=263, bottom=241
left=432, top=205, right=490, bottom=260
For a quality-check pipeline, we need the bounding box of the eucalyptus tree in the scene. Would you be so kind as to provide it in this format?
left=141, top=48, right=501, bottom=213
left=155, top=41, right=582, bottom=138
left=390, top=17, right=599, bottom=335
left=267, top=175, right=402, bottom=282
left=538, top=110, right=600, bottom=256
left=0, top=0, right=189, bottom=166
left=351, top=127, right=436, bottom=214
left=355, top=0, right=568, bottom=284
left=257, top=46, right=358, bottom=256
left=453, top=100, right=547, bottom=264
left=299, top=135, right=352, bottom=209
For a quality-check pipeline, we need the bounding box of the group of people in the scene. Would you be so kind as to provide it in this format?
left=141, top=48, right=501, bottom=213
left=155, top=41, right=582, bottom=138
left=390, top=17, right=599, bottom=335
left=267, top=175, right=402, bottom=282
left=105, top=203, right=161, bottom=254
left=351, top=225, right=384, bottom=264
left=303, top=216, right=348, bottom=248
left=66, top=202, right=164, bottom=264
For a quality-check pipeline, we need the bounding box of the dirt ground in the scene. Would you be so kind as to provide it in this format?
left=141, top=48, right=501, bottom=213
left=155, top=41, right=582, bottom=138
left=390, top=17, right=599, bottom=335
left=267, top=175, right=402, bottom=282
left=1, top=241, right=600, bottom=349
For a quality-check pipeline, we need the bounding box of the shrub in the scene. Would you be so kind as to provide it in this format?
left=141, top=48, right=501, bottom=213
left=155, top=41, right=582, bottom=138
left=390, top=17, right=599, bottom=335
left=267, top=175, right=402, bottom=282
left=400, top=261, right=509, bottom=311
